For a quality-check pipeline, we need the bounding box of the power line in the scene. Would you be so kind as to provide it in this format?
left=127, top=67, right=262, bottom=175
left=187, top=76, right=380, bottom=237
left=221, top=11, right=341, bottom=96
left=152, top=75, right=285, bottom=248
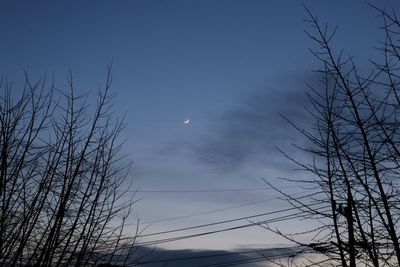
left=138, top=202, right=325, bottom=238
left=134, top=187, right=274, bottom=193
left=138, top=206, right=330, bottom=246
left=131, top=184, right=301, bottom=194
left=140, top=190, right=311, bottom=225
left=141, top=197, right=279, bottom=225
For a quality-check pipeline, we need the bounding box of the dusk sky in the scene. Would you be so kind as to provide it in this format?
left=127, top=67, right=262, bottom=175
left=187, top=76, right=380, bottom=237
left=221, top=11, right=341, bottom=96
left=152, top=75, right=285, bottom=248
left=2, top=0, right=400, bottom=262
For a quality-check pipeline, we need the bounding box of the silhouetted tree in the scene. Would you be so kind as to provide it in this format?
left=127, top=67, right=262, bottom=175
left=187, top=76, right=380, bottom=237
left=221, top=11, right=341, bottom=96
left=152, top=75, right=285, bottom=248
left=0, top=66, right=138, bottom=266
left=263, top=6, right=400, bottom=267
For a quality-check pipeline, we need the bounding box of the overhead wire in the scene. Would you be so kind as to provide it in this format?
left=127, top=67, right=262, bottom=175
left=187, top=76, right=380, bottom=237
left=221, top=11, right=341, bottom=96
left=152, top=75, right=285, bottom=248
left=138, top=202, right=325, bottom=238
left=134, top=188, right=273, bottom=193
left=138, top=205, right=330, bottom=246
left=140, top=197, right=280, bottom=225
left=140, top=189, right=311, bottom=225
left=131, top=185, right=300, bottom=194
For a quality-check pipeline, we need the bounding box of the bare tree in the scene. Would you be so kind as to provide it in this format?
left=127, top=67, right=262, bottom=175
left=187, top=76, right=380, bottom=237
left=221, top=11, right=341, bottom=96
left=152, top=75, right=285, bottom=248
left=0, top=66, right=139, bottom=266
left=263, top=6, right=400, bottom=267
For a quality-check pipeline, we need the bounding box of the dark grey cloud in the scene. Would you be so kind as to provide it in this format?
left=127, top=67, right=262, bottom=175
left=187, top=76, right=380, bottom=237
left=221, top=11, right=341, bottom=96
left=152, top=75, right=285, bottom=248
left=191, top=72, right=320, bottom=171
left=127, top=245, right=305, bottom=266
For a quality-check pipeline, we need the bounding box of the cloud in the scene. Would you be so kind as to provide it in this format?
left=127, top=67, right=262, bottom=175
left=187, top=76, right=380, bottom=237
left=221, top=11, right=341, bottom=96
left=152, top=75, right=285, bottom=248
left=128, top=245, right=306, bottom=267
left=190, top=72, right=318, bottom=171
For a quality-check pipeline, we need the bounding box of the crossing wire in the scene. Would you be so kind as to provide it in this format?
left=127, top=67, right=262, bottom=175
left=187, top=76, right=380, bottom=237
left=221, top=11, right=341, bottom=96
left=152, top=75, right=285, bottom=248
left=138, top=206, right=330, bottom=246
left=140, top=189, right=311, bottom=225
left=138, top=202, right=326, bottom=238
left=141, top=197, right=277, bottom=225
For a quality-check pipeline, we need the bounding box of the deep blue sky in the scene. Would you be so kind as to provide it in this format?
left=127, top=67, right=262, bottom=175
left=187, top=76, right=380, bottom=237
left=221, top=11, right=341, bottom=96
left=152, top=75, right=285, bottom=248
left=2, top=0, right=400, bottom=253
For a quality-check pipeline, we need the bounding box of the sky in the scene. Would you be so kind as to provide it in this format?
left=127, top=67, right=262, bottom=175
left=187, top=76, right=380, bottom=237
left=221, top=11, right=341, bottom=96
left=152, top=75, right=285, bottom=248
left=2, top=0, right=400, bottom=263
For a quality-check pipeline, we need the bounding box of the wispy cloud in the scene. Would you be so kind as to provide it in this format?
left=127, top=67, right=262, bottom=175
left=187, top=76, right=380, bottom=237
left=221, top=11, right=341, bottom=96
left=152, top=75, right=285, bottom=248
left=190, top=72, right=318, bottom=171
